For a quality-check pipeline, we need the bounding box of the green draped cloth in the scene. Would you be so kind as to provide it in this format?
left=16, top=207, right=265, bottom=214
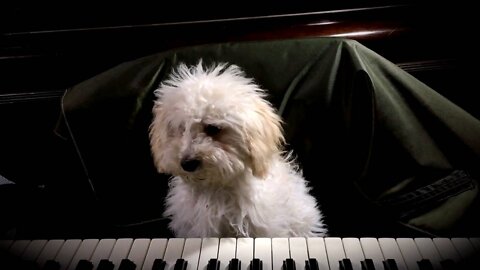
left=57, top=37, right=480, bottom=237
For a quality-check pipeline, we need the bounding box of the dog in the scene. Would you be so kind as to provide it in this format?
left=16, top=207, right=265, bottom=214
left=149, top=61, right=327, bottom=237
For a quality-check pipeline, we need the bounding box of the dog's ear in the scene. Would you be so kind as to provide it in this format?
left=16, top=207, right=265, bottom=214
left=246, top=99, right=285, bottom=179
left=149, top=103, right=169, bottom=173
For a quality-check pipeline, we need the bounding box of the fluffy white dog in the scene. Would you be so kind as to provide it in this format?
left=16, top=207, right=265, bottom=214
left=149, top=61, right=327, bottom=237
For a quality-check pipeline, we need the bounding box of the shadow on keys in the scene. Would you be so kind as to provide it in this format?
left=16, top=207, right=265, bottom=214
left=1, top=237, right=479, bottom=270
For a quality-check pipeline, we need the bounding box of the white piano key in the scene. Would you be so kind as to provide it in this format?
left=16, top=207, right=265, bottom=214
left=198, top=238, right=219, bottom=270
left=108, top=238, right=133, bottom=270
left=67, top=239, right=99, bottom=270
left=414, top=238, right=442, bottom=270
left=36, top=239, right=65, bottom=268
left=451, top=237, right=476, bottom=261
left=164, top=238, right=186, bottom=270
left=377, top=238, right=407, bottom=270
left=182, top=238, right=202, bottom=270
left=8, top=239, right=30, bottom=257
left=289, top=237, right=308, bottom=270
left=324, top=237, right=346, bottom=270
left=359, top=238, right=384, bottom=270
left=470, top=238, right=480, bottom=252
left=89, top=239, right=116, bottom=269
left=218, top=238, right=236, bottom=270
left=21, top=239, right=47, bottom=261
left=306, top=237, right=329, bottom=270
left=272, top=238, right=289, bottom=270
left=396, top=238, right=421, bottom=270
left=55, top=239, right=82, bottom=270
left=235, top=237, right=253, bottom=270
left=254, top=238, right=272, bottom=270
left=0, top=240, right=13, bottom=251
left=342, top=238, right=364, bottom=270
left=432, top=238, right=461, bottom=263
left=142, top=238, right=168, bottom=270
left=126, top=239, right=150, bottom=270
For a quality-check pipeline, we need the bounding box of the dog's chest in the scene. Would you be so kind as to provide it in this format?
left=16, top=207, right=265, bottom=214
left=198, top=192, right=247, bottom=235
left=166, top=177, right=275, bottom=237
left=177, top=186, right=259, bottom=237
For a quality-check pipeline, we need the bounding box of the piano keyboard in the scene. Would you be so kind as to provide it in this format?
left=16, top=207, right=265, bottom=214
left=1, top=237, right=479, bottom=270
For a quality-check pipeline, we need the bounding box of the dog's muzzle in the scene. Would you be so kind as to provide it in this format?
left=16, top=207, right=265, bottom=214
left=181, top=158, right=201, bottom=172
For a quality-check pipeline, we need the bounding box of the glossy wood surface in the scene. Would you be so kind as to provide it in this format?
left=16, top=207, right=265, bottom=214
left=1, top=3, right=463, bottom=95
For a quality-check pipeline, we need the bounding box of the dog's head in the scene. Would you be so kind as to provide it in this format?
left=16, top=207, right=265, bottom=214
left=149, top=61, right=284, bottom=183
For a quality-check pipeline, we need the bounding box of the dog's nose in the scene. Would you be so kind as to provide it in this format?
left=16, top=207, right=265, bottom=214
left=181, top=158, right=201, bottom=172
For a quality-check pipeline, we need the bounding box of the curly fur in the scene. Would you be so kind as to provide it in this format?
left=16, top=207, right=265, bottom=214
left=149, top=61, right=327, bottom=237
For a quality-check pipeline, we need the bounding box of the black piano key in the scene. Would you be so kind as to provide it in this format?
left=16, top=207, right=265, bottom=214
left=174, top=259, right=188, bottom=270
left=152, top=259, right=166, bottom=270
left=305, top=258, right=319, bottom=270
left=207, top=259, right=220, bottom=270
left=339, top=259, right=353, bottom=270
left=0, top=252, right=17, bottom=269
left=15, top=260, right=39, bottom=270
left=250, top=258, right=262, bottom=270
left=440, top=259, right=456, bottom=270
left=417, top=259, right=434, bottom=270
left=229, top=258, right=241, bottom=270
left=283, top=258, right=296, bottom=270
left=118, top=258, right=136, bottom=270
left=75, top=259, right=94, bottom=270
left=460, top=256, right=480, bottom=270
left=97, top=259, right=114, bottom=270
left=361, top=259, right=376, bottom=270
left=382, top=259, right=399, bottom=270
left=42, top=260, right=60, bottom=270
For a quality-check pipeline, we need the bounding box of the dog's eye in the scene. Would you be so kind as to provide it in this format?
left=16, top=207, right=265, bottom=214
left=204, top=124, right=222, bottom=136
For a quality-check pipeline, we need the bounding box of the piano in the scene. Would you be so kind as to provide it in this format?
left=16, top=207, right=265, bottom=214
left=1, top=237, right=479, bottom=270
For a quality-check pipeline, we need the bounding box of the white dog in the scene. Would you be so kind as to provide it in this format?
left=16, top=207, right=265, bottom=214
left=149, top=61, right=327, bottom=237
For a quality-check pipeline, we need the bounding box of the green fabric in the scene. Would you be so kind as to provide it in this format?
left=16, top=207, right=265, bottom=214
left=57, top=37, right=480, bottom=236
